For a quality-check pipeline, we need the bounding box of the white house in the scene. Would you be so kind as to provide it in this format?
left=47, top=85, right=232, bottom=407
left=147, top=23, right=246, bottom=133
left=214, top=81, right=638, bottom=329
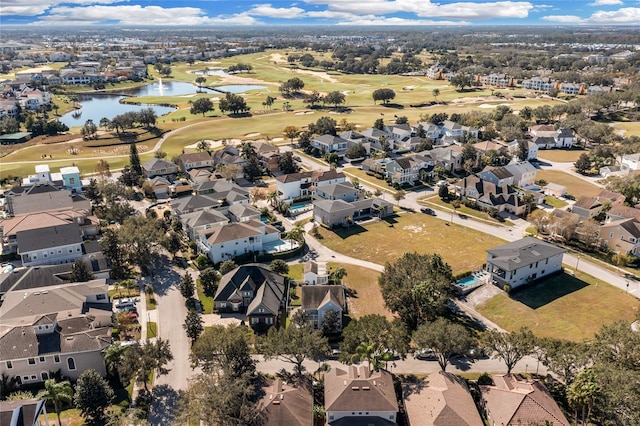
left=619, top=153, right=640, bottom=172
left=486, top=238, right=564, bottom=289
left=507, top=139, right=538, bottom=161
left=275, top=170, right=347, bottom=204
left=17, top=223, right=85, bottom=267
left=197, top=220, right=282, bottom=264
left=504, top=161, right=538, bottom=187
left=311, top=134, right=350, bottom=155
left=304, top=260, right=329, bottom=285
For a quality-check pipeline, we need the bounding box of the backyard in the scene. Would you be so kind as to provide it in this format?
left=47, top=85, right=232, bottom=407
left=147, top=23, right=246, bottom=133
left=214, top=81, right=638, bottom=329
left=477, top=271, right=639, bottom=341
left=537, top=148, right=589, bottom=163
left=315, top=211, right=504, bottom=274
left=535, top=169, right=602, bottom=199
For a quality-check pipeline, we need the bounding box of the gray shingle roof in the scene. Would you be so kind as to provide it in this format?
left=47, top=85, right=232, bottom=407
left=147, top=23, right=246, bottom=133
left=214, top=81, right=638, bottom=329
left=301, top=285, right=345, bottom=310
left=16, top=222, right=82, bottom=252
left=486, top=238, right=565, bottom=272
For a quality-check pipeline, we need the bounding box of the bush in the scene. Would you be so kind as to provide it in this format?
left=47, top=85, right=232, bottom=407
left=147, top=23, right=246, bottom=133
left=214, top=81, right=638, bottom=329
left=477, top=372, right=494, bottom=386
left=502, top=284, right=511, bottom=293
left=454, top=271, right=472, bottom=280
left=195, top=254, right=211, bottom=270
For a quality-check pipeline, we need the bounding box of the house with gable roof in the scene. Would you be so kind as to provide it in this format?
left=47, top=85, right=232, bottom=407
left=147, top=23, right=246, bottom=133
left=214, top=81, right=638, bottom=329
left=324, top=365, right=399, bottom=425
left=0, top=398, right=49, bottom=426
left=197, top=220, right=282, bottom=264
left=504, top=161, right=538, bottom=187
left=301, top=284, right=346, bottom=331
left=303, top=260, right=329, bottom=285
left=213, top=264, right=285, bottom=329
left=254, top=378, right=312, bottom=426
left=600, top=218, right=640, bottom=256
left=480, top=374, right=570, bottom=426
left=403, top=371, right=483, bottom=426
left=179, top=151, right=214, bottom=172
left=142, top=158, right=179, bottom=180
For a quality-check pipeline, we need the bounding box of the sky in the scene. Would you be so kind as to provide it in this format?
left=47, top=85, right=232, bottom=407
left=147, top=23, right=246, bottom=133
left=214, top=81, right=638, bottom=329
left=1, top=0, right=640, bottom=27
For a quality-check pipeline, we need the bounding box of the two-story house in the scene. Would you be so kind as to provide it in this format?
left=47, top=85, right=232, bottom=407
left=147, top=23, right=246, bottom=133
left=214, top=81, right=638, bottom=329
left=476, top=167, right=514, bottom=188
left=385, top=155, right=432, bottom=186
left=311, top=134, right=350, bottom=155
left=197, top=220, right=282, bottom=264
left=0, top=280, right=112, bottom=385
left=17, top=223, right=85, bottom=267
left=142, top=158, right=179, bottom=180
left=179, top=151, right=214, bottom=172
left=304, top=260, right=329, bottom=285
left=301, top=285, right=346, bottom=331
left=486, top=238, right=565, bottom=289
left=600, top=218, right=640, bottom=256
left=180, top=209, right=229, bottom=241
left=504, top=161, right=538, bottom=187
left=315, top=182, right=358, bottom=202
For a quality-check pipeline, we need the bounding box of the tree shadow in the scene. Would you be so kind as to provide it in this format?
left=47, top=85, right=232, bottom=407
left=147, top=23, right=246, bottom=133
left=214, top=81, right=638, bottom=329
left=148, top=384, right=182, bottom=426
left=144, top=255, right=182, bottom=296
left=509, top=272, right=589, bottom=309
left=450, top=357, right=473, bottom=371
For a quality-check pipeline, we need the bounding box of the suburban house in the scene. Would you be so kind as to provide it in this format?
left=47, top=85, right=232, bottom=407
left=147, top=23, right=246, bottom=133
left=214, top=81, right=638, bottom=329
left=197, top=220, right=283, bottom=264
left=411, top=122, right=442, bottom=140
left=0, top=398, right=49, bottom=426
left=440, top=120, right=479, bottom=140
left=455, top=176, right=525, bottom=216
left=480, top=374, right=570, bottom=426
left=385, top=155, right=432, bottom=186
left=313, top=198, right=393, bottom=228
left=0, top=280, right=112, bottom=385
left=253, top=141, right=281, bottom=174
left=476, top=167, right=514, bottom=188
left=17, top=222, right=85, bottom=267
left=275, top=170, right=347, bottom=204
left=254, top=379, right=312, bottom=426
left=426, top=145, right=464, bottom=172
left=187, top=168, right=212, bottom=185
left=599, top=218, right=640, bottom=256
left=618, top=153, right=640, bottom=172
left=486, top=237, right=565, bottom=289
left=20, top=164, right=82, bottom=192
left=304, top=260, right=329, bottom=285
left=212, top=146, right=246, bottom=176
left=300, top=285, right=346, bottom=331
left=180, top=209, right=229, bottom=240
left=179, top=151, right=214, bottom=172
left=597, top=189, right=626, bottom=206
left=213, top=264, right=285, bottom=329
left=507, top=139, right=538, bottom=161
left=324, top=365, right=398, bottom=425
left=529, top=125, right=575, bottom=149
left=606, top=205, right=640, bottom=222
left=227, top=203, right=261, bottom=223
left=403, top=371, right=483, bottom=426
left=142, top=158, right=179, bottom=180
left=4, top=183, right=91, bottom=216
left=312, top=134, right=351, bottom=155
left=145, top=177, right=171, bottom=198
left=572, top=197, right=603, bottom=219
left=504, top=162, right=538, bottom=187
left=171, top=194, right=224, bottom=216
left=543, top=183, right=567, bottom=197
left=315, top=182, right=359, bottom=202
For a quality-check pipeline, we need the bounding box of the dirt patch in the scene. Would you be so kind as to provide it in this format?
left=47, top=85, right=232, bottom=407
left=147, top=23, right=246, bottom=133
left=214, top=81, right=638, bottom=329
left=464, top=284, right=503, bottom=308
left=289, top=68, right=338, bottom=83
left=270, top=53, right=287, bottom=63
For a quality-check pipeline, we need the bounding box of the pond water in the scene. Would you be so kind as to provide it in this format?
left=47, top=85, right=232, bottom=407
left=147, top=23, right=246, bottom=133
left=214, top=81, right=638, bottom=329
left=212, top=84, right=267, bottom=93
left=193, top=69, right=228, bottom=76
left=125, top=80, right=216, bottom=97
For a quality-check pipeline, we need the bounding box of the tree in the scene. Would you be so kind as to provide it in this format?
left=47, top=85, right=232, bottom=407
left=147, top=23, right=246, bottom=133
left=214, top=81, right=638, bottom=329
left=393, top=190, right=406, bottom=206
left=450, top=73, right=473, bottom=91
left=528, top=209, right=551, bottom=233
left=190, top=324, right=256, bottom=379
left=413, top=318, right=473, bottom=371
left=117, top=216, right=164, bottom=275
left=195, top=76, right=207, bottom=91
left=321, top=309, right=342, bottom=336
left=162, top=230, right=182, bottom=259
left=340, top=315, right=409, bottom=364
left=184, top=309, right=204, bottom=345
left=200, top=268, right=220, bottom=295
left=576, top=219, right=601, bottom=247
left=258, top=313, right=329, bottom=378
left=537, top=338, right=590, bottom=385
left=567, top=368, right=600, bottom=426
left=379, top=253, right=453, bottom=330
left=324, top=91, right=346, bottom=109
left=304, top=90, right=322, bottom=108
left=70, top=259, right=95, bottom=282
left=280, top=77, right=304, bottom=96
left=96, top=159, right=111, bottom=178
left=575, top=153, right=591, bottom=174
left=438, top=184, right=449, bottom=200
left=372, top=88, right=396, bottom=104
left=118, top=339, right=173, bottom=392
left=483, top=327, right=535, bottom=374
left=308, top=116, right=337, bottom=136
left=219, top=92, right=250, bottom=115
left=516, top=140, right=529, bottom=161
left=74, top=369, right=114, bottom=425
left=432, top=88, right=440, bottom=102
left=243, top=155, right=263, bottom=182
left=129, top=142, right=142, bottom=180
left=278, top=151, right=299, bottom=174
left=190, top=97, right=214, bottom=117
left=269, top=259, right=289, bottom=275
left=100, top=229, right=128, bottom=279
left=345, top=142, right=366, bottom=160
left=219, top=260, right=237, bottom=275
left=37, top=379, right=73, bottom=426
left=329, top=266, right=347, bottom=285
left=373, top=118, right=384, bottom=130
left=283, top=125, right=299, bottom=144
left=82, top=119, right=98, bottom=140
left=263, top=95, right=276, bottom=109
left=180, top=273, right=195, bottom=299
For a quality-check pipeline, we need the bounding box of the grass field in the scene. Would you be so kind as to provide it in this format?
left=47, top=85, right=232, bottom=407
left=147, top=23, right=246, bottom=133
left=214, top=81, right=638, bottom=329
left=196, top=280, right=215, bottom=314
left=423, top=196, right=513, bottom=225
left=327, top=262, right=393, bottom=320
left=538, top=149, right=589, bottom=163
left=611, top=121, right=640, bottom=138
left=316, top=211, right=504, bottom=274
left=477, top=271, right=639, bottom=341
left=535, top=169, right=602, bottom=199
left=543, top=196, right=569, bottom=209
left=147, top=321, right=157, bottom=338
left=342, top=167, right=396, bottom=193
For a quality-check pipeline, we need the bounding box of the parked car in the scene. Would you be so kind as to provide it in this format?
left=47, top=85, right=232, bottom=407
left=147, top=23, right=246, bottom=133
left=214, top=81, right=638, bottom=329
left=414, top=348, right=437, bottom=360
left=117, top=305, right=138, bottom=314
left=420, top=207, right=436, bottom=216
left=115, top=298, right=137, bottom=309
left=274, top=224, right=286, bottom=232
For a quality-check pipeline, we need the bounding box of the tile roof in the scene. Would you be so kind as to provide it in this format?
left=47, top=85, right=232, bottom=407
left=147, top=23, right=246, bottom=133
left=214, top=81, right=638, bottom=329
left=573, top=197, right=601, bottom=210
left=204, top=222, right=263, bottom=245
left=180, top=151, right=212, bottom=163
left=275, top=171, right=313, bottom=184
left=403, top=372, right=483, bottom=426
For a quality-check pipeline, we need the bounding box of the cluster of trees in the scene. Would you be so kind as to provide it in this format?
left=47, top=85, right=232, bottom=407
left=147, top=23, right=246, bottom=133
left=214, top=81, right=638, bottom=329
left=106, top=108, right=157, bottom=134
left=227, top=63, right=253, bottom=74
left=372, top=88, right=396, bottom=104
left=279, top=77, right=305, bottom=96
left=190, top=93, right=250, bottom=117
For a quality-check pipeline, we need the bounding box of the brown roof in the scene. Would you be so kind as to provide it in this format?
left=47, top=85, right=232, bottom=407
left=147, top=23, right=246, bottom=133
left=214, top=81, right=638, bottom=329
left=254, top=379, right=312, bottom=426
left=325, top=365, right=398, bottom=414
left=602, top=218, right=640, bottom=239
left=180, top=151, right=212, bottom=163
left=275, top=171, right=313, bottom=183
left=301, top=285, right=345, bottom=310
left=597, top=190, right=625, bottom=204
left=573, top=197, right=601, bottom=210
left=403, top=372, right=483, bottom=426
left=480, top=374, right=569, bottom=426
left=312, top=169, right=345, bottom=182
left=608, top=205, right=640, bottom=219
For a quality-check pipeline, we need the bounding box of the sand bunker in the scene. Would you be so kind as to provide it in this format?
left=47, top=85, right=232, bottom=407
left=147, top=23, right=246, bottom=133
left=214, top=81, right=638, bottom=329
left=294, top=111, right=315, bottom=115
left=245, top=132, right=260, bottom=137
left=478, top=103, right=512, bottom=109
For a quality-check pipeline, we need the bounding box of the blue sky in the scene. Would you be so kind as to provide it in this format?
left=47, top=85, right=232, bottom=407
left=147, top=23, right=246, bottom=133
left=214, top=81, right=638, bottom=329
left=1, top=0, right=640, bottom=26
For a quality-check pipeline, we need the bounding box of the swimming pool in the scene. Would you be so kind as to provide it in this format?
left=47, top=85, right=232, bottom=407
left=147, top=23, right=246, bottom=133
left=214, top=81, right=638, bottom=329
left=457, top=275, right=481, bottom=287
left=290, top=203, right=309, bottom=211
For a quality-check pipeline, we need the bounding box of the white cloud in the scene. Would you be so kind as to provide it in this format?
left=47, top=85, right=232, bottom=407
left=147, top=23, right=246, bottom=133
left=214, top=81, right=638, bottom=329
left=339, top=15, right=468, bottom=25
left=304, top=0, right=533, bottom=20
left=0, top=0, right=118, bottom=16
left=588, top=0, right=623, bottom=5
left=246, top=4, right=305, bottom=18
left=541, top=14, right=584, bottom=22
left=588, top=7, right=640, bottom=22
left=31, top=5, right=257, bottom=26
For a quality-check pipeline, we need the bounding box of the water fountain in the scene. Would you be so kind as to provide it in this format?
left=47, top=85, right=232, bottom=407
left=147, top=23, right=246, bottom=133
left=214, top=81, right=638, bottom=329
left=158, top=77, right=164, bottom=96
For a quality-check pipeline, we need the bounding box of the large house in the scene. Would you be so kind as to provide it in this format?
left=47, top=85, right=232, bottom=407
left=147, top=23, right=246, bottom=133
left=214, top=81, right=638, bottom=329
left=403, top=371, right=483, bottom=426
left=4, top=183, right=91, bottom=217
left=197, top=220, right=282, bottom=264
left=179, top=151, right=214, bottom=172
left=254, top=379, right=312, bottom=426
left=275, top=170, right=347, bottom=204
left=17, top=222, right=85, bottom=267
left=455, top=176, right=525, bottom=216
left=313, top=198, right=393, bottom=228
left=600, top=218, right=640, bottom=256
left=213, top=264, right=285, bottom=329
left=0, top=280, right=112, bottom=385
left=142, top=158, right=179, bottom=179
left=486, top=238, right=565, bottom=289
left=325, top=365, right=398, bottom=425
left=480, top=374, right=570, bottom=426
left=0, top=398, right=49, bottom=426
left=529, top=125, right=575, bottom=149
left=300, top=285, right=346, bottom=331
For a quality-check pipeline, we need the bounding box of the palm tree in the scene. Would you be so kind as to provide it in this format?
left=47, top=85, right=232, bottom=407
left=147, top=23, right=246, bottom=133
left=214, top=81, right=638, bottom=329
left=330, top=267, right=347, bottom=285
left=286, top=222, right=305, bottom=247
left=267, top=190, right=279, bottom=208
left=37, top=379, right=73, bottom=426
left=432, top=88, right=440, bottom=102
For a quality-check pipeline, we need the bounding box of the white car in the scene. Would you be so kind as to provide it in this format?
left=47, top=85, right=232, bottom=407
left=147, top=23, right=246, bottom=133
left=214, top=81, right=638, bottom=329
left=436, top=180, right=448, bottom=187
left=115, top=298, right=137, bottom=309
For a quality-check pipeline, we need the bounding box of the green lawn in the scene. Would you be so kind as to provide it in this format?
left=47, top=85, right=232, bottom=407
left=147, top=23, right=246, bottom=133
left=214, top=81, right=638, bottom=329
left=147, top=321, right=157, bottom=338
left=477, top=271, right=640, bottom=341
left=109, top=288, right=139, bottom=299
left=327, top=262, right=393, bottom=319
left=316, top=211, right=504, bottom=274
left=342, top=167, right=396, bottom=193
left=535, top=169, right=602, bottom=199
left=611, top=121, right=640, bottom=138
left=423, top=196, right=513, bottom=226
left=196, top=280, right=215, bottom=314
left=145, top=289, right=157, bottom=311
left=543, top=196, right=568, bottom=209
left=537, top=149, right=589, bottom=163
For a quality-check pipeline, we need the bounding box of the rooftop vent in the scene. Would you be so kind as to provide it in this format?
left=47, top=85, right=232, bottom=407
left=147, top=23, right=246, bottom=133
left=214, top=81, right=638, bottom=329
left=362, top=386, right=370, bottom=390
left=272, top=400, right=280, bottom=405
left=352, top=386, right=360, bottom=391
